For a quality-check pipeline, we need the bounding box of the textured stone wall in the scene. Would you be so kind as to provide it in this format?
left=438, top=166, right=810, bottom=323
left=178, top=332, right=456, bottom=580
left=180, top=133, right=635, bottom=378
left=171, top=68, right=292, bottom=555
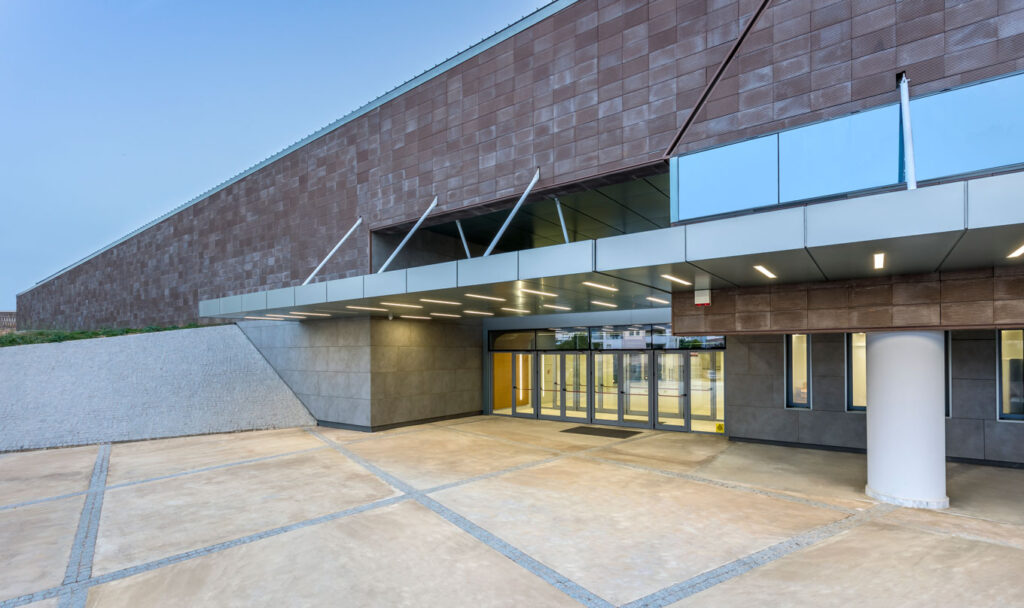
left=725, top=330, right=1024, bottom=464
left=674, top=268, right=1024, bottom=335
left=19, top=0, right=1024, bottom=330
left=0, top=325, right=314, bottom=452
left=238, top=316, right=482, bottom=430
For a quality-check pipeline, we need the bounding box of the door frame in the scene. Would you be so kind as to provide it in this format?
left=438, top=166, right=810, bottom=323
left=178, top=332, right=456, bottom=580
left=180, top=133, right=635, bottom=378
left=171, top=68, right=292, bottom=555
left=592, top=350, right=654, bottom=429
left=537, top=351, right=591, bottom=422
left=653, top=350, right=690, bottom=432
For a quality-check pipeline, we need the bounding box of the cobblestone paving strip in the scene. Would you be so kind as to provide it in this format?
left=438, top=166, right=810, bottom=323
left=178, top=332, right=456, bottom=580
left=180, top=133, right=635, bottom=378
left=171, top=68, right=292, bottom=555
left=619, top=504, right=897, bottom=608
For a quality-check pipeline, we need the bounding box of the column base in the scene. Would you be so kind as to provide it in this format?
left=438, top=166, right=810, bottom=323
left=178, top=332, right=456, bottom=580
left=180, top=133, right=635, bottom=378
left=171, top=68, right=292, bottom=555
left=866, top=485, right=949, bottom=509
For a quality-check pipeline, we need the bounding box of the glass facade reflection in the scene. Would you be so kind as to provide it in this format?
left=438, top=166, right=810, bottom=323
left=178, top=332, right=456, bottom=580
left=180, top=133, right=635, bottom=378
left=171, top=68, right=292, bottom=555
left=670, top=72, right=1024, bottom=221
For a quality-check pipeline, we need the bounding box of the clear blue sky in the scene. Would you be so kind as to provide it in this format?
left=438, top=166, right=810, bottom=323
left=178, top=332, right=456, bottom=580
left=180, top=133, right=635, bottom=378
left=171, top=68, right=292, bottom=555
left=0, top=0, right=552, bottom=311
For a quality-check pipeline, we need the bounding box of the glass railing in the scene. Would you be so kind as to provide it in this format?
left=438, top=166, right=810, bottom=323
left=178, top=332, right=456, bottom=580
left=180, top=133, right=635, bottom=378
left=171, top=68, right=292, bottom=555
left=670, top=71, right=1024, bottom=222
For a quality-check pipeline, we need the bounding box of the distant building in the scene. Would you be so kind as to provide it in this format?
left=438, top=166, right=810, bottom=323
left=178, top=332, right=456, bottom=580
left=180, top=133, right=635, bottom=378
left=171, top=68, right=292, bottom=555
left=0, top=312, right=15, bottom=335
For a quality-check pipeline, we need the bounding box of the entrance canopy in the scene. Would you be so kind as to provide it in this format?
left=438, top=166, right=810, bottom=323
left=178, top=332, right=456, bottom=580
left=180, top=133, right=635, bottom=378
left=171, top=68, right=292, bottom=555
left=199, top=171, right=1024, bottom=326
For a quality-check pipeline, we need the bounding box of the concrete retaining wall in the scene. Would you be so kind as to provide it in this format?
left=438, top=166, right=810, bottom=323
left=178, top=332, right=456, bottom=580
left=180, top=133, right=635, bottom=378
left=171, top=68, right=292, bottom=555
left=238, top=316, right=482, bottom=430
left=0, top=325, right=314, bottom=451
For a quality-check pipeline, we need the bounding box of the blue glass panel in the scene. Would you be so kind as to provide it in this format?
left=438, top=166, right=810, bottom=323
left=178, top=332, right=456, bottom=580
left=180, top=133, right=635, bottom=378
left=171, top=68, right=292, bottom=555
left=672, top=134, right=778, bottom=220
left=913, top=73, right=1024, bottom=180
left=779, top=104, right=900, bottom=203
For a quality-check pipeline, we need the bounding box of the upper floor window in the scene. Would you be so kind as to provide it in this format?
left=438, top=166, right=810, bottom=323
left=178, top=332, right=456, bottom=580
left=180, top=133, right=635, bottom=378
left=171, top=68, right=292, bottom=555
left=999, top=330, right=1024, bottom=421
left=786, top=334, right=810, bottom=409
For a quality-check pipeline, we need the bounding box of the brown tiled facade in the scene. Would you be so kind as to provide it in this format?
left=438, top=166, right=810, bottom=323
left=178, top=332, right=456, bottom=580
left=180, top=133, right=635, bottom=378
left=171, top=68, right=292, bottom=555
left=672, top=267, right=1024, bottom=335
left=18, top=0, right=1024, bottom=330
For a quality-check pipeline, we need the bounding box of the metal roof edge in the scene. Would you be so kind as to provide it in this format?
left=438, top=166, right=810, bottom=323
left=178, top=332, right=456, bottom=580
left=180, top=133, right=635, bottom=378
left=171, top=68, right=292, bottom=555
left=20, top=0, right=579, bottom=296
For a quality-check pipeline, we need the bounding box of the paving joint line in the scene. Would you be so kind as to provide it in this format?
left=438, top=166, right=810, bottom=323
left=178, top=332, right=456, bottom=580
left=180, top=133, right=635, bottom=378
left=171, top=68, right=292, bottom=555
left=104, top=446, right=329, bottom=491
left=0, top=446, right=330, bottom=513
left=306, top=428, right=615, bottom=607
left=57, top=444, right=110, bottom=608
left=620, top=503, right=897, bottom=608
left=0, top=494, right=410, bottom=608
left=582, top=454, right=860, bottom=515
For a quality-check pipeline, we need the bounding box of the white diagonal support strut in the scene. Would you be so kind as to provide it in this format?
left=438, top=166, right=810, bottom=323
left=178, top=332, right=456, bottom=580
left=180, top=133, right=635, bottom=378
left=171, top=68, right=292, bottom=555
left=377, top=196, right=438, bottom=274
left=898, top=72, right=917, bottom=190
left=484, top=168, right=541, bottom=257
left=303, top=217, right=363, bottom=285
left=456, top=220, right=472, bottom=258
left=553, top=196, right=570, bottom=244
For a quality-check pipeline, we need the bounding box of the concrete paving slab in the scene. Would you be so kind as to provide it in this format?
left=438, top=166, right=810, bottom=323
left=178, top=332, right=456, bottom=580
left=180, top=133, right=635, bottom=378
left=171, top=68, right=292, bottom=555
left=588, top=431, right=730, bottom=474
left=432, top=457, right=845, bottom=606
left=671, top=521, right=1024, bottom=607
left=106, top=428, right=323, bottom=486
left=84, top=501, right=580, bottom=608
left=693, top=441, right=874, bottom=510
left=343, top=427, right=557, bottom=489
left=0, top=495, right=84, bottom=600
left=0, top=445, right=97, bottom=507
left=879, top=507, right=1024, bottom=551
left=452, top=416, right=644, bottom=452
left=93, top=449, right=399, bottom=576
left=946, top=462, right=1024, bottom=525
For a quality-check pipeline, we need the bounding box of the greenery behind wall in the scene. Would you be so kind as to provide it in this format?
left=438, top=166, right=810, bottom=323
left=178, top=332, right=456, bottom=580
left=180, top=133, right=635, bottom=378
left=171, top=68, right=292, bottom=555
left=0, top=325, right=209, bottom=347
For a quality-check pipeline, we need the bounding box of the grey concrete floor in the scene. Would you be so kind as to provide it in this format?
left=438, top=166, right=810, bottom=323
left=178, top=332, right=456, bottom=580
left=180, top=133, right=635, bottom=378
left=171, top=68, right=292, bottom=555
left=2, top=417, right=1024, bottom=607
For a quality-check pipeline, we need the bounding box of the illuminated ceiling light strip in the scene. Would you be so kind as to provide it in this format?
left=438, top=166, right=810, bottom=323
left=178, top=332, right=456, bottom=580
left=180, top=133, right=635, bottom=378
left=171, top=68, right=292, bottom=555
left=660, top=274, right=692, bottom=286
left=465, top=293, right=505, bottom=301
left=346, top=305, right=387, bottom=312
left=582, top=281, right=618, bottom=292
left=266, top=314, right=305, bottom=319
left=244, top=316, right=281, bottom=321
left=501, top=307, right=530, bottom=313
left=591, top=300, right=618, bottom=308
left=1008, top=243, right=1024, bottom=259
left=873, top=253, right=886, bottom=269
left=753, top=265, right=777, bottom=279
left=420, top=298, right=461, bottom=305
left=463, top=310, right=495, bottom=316
left=400, top=315, right=431, bottom=320
left=430, top=312, right=462, bottom=318
left=380, top=302, right=423, bottom=309
left=520, top=288, right=557, bottom=297
left=289, top=311, right=331, bottom=317
left=646, top=296, right=670, bottom=304
left=542, top=304, right=571, bottom=311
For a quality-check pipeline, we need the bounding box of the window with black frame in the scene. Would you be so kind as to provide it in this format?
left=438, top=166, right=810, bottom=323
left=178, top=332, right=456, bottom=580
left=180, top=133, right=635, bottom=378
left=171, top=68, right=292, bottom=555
left=999, top=330, right=1024, bottom=420
left=786, top=334, right=810, bottom=408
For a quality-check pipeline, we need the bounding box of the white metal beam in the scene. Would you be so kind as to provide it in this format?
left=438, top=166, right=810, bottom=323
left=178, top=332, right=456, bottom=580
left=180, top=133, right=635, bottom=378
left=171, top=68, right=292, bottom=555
left=377, top=196, right=438, bottom=273
left=899, top=73, right=917, bottom=190
left=483, top=168, right=541, bottom=257
left=302, top=217, right=363, bottom=285
left=456, top=219, right=472, bottom=258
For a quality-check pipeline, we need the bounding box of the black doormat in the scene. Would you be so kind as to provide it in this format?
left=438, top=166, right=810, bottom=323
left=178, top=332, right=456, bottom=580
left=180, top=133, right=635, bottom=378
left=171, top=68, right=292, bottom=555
left=560, top=426, right=640, bottom=439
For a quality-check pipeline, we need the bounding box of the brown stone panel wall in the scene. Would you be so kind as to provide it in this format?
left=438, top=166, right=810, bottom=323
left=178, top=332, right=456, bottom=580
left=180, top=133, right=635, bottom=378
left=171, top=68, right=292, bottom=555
left=18, top=0, right=1024, bottom=329
left=673, top=266, right=1024, bottom=335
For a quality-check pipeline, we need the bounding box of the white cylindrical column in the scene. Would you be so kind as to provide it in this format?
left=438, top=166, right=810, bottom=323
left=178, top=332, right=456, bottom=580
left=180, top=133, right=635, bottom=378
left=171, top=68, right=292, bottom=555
left=865, top=331, right=948, bottom=509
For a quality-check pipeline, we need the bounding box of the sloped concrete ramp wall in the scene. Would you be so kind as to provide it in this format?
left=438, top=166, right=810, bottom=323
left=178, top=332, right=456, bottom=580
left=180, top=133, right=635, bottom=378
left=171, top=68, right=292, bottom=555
left=0, top=325, right=314, bottom=451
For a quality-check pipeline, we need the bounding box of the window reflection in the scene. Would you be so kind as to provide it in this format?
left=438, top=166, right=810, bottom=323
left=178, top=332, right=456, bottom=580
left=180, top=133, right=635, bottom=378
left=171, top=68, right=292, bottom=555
left=1000, top=330, right=1024, bottom=420
left=787, top=334, right=810, bottom=408
left=847, top=333, right=867, bottom=411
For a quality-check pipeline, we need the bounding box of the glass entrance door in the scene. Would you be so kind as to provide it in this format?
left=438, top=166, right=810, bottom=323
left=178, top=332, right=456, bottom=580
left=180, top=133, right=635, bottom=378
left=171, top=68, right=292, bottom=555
left=689, top=351, right=724, bottom=433
left=539, top=352, right=589, bottom=420
left=491, top=352, right=535, bottom=417
left=656, top=352, right=688, bottom=429
left=592, top=352, right=650, bottom=426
